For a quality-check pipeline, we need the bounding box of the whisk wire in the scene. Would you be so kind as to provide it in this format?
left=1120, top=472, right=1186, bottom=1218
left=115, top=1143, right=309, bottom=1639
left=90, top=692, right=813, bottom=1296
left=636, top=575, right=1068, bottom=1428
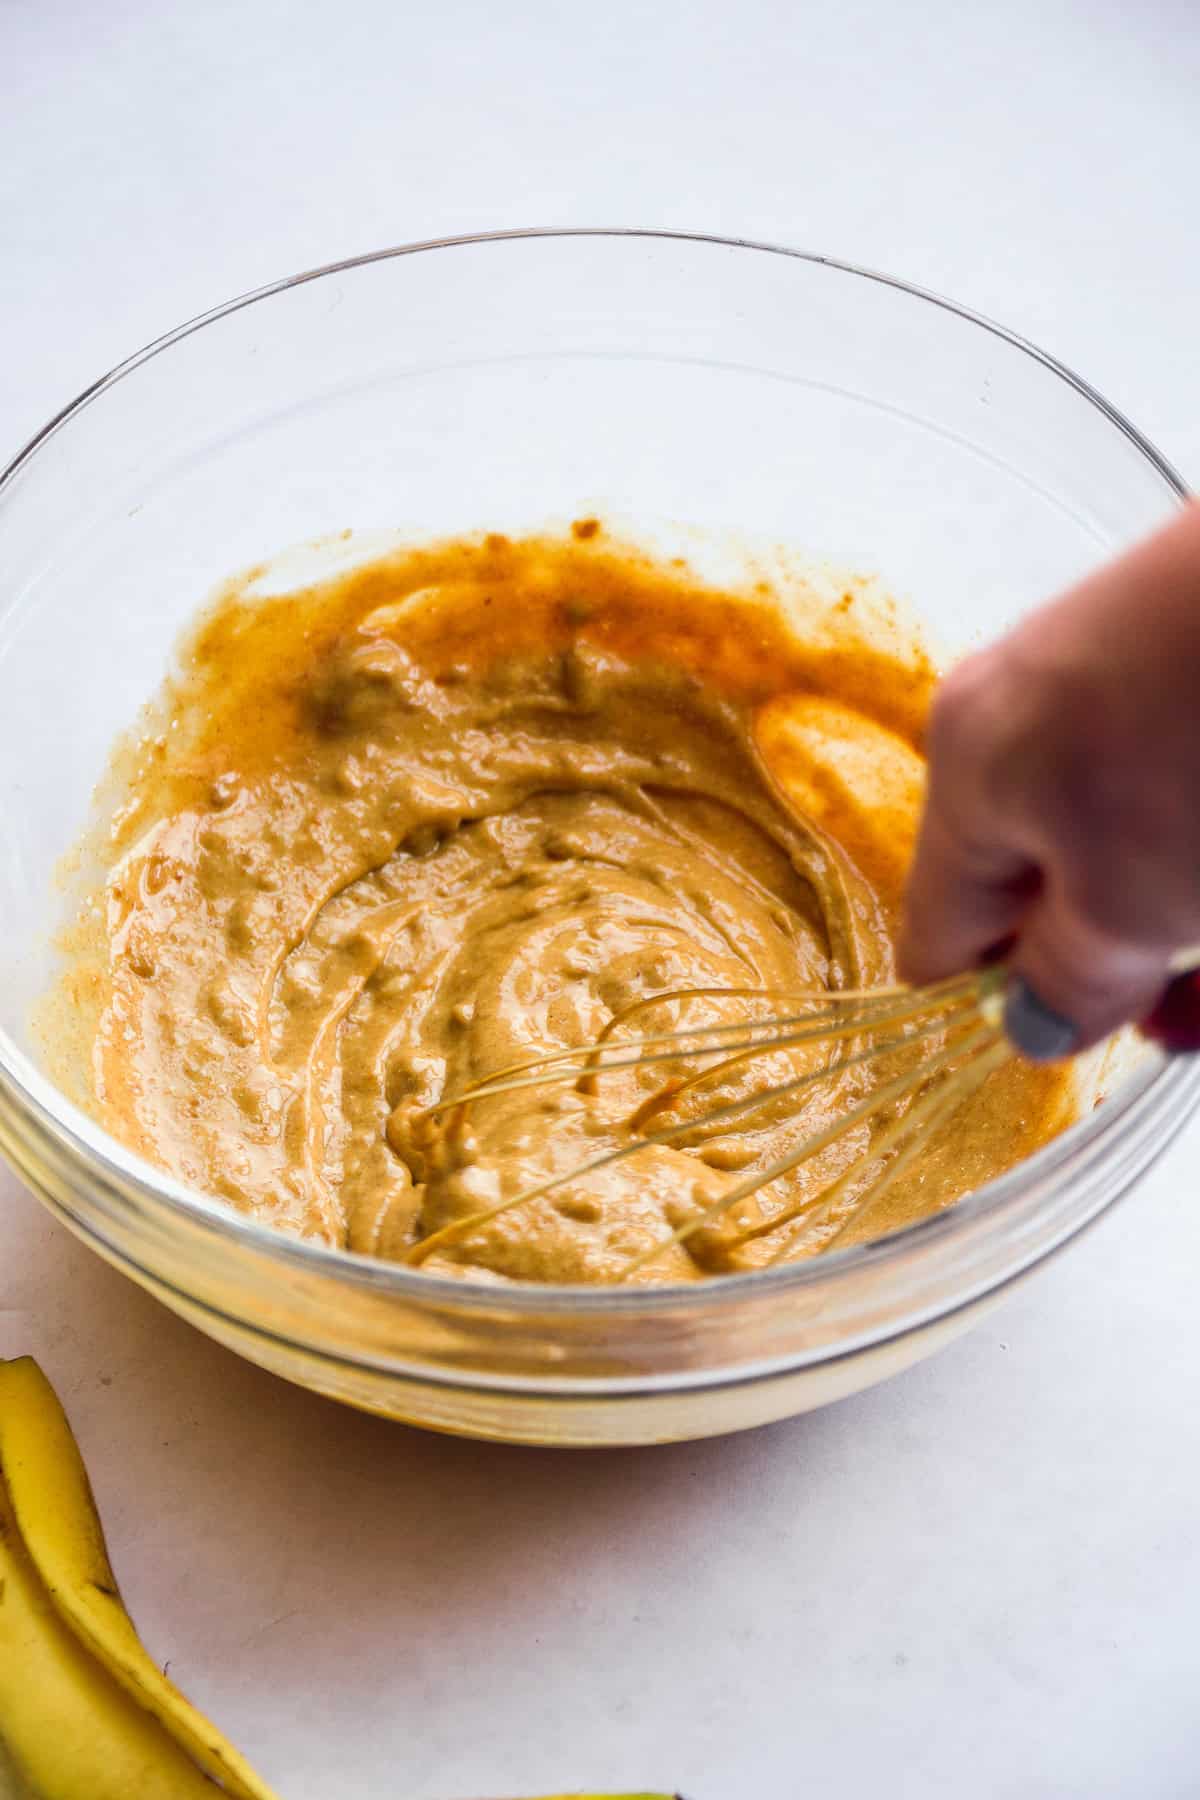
left=809, top=1036, right=1009, bottom=1259
left=421, top=972, right=990, bottom=1118
left=589, top=969, right=982, bottom=1049
left=762, top=1028, right=1007, bottom=1262
left=403, top=968, right=1016, bottom=1278
left=404, top=1003, right=974, bottom=1268
left=622, top=1018, right=1000, bottom=1276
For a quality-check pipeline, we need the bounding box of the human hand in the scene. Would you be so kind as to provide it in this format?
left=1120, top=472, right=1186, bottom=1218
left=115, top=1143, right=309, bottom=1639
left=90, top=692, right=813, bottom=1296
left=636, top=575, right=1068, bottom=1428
left=900, top=502, right=1200, bottom=1058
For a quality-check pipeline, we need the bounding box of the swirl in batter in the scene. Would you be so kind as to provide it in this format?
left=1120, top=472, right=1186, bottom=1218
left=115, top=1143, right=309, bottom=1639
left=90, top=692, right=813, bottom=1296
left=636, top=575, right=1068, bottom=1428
left=50, top=529, right=1071, bottom=1283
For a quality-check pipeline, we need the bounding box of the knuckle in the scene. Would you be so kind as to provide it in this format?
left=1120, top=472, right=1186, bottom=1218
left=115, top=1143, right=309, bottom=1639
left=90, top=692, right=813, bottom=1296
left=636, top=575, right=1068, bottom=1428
left=1063, top=842, right=1200, bottom=947
left=1025, top=896, right=1164, bottom=1007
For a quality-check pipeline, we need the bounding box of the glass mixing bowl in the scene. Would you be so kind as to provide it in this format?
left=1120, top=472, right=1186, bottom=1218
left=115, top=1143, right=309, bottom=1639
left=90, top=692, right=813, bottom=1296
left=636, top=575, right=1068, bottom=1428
left=1, top=229, right=1195, bottom=1445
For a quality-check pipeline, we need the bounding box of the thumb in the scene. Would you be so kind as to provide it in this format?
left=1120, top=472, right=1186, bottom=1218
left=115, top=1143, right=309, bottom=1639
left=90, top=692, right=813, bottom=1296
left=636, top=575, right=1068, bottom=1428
left=1005, top=890, right=1169, bottom=1057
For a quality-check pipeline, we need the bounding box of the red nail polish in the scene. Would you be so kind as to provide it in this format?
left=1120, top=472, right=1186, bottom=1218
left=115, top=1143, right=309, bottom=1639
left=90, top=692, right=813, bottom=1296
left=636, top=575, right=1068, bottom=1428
left=1140, top=968, right=1200, bottom=1055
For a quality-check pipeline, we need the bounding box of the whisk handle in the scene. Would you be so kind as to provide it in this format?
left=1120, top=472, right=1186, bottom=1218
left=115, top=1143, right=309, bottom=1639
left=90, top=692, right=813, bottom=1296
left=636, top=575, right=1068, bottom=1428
left=1140, top=967, right=1200, bottom=1055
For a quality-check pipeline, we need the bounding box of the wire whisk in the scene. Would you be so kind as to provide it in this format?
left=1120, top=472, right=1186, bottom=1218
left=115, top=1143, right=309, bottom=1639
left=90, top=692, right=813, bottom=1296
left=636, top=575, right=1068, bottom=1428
left=403, top=965, right=1016, bottom=1278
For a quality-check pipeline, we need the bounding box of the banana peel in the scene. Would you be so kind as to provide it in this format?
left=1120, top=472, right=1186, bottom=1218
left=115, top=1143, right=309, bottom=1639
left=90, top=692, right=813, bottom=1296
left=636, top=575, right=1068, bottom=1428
left=0, top=1355, right=678, bottom=1800
left=0, top=1356, right=280, bottom=1799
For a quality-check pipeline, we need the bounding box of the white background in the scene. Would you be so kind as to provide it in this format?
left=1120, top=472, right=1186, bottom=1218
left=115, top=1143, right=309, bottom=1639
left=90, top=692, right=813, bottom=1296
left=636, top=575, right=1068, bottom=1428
left=3, top=2, right=1199, bottom=1796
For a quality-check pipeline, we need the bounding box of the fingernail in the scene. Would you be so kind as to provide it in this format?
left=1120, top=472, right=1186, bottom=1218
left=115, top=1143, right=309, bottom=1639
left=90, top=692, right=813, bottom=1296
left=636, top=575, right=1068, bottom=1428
left=1003, top=979, right=1079, bottom=1061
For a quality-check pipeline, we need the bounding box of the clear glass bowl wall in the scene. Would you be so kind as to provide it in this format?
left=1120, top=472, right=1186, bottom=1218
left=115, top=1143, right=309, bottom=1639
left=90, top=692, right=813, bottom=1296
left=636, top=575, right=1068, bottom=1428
left=0, top=231, right=1194, bottom=1444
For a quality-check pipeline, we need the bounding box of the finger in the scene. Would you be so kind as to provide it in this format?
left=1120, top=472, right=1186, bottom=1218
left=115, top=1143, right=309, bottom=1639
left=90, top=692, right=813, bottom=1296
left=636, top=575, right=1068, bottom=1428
left=1006, top=889, right=1169, bottom=1056
left=899, top=804, right=1039, bottom=985
left=1043, top=826, right=1200, bottom=949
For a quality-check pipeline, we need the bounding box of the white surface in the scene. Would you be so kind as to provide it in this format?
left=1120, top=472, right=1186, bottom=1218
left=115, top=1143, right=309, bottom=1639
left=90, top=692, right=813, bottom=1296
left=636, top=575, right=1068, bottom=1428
left=2, top=2, right=1199, bottom=1795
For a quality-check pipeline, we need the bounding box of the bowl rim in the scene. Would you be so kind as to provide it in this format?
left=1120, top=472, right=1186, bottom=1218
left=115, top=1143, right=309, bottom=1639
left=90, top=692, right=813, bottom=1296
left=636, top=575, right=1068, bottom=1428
left=2, top=224, right=1196, bottom=1323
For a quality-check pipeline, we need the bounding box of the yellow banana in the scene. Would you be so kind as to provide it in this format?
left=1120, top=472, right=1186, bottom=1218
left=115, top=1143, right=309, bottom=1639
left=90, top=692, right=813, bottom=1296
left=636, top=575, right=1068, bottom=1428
left=0, top=1356, right=280, bottom=1799
left=0, top=1467, right=222, bottom=1797
left=0, top=1356, right=678, bottom=1800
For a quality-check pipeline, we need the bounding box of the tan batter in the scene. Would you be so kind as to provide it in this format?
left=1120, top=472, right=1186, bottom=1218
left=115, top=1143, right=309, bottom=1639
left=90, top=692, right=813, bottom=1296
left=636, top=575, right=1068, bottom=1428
left=49, top=528, right=1071, bottom=1284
